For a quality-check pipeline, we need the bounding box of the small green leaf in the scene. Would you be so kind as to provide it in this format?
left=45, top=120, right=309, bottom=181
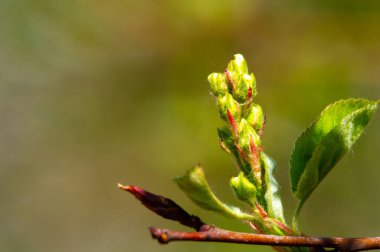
left=290, top=98, right=378, bottom=205
left=262, top=153, right=285, bottom=223
left=174, top=165, right=257, bottom=221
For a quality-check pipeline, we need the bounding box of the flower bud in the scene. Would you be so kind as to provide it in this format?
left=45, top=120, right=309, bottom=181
left=230, top=172, right=256, bottom=206
left=237, top=119, right=260, bottom=153
left=246, top=103, right=264, bottom=131
left=217, top=93, right=239, bottom=121
left=234, top=73, right=257, bottom=103
left=225, top=55, right=257, bottom=103
left=207, top=72, right=228, bottom=96
left=227, top=54, right=248, bottom=75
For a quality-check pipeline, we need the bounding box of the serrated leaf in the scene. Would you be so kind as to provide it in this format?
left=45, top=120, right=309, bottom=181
left=262, top=153, right=285, bottom=223
left=174, top=165, right=257, bottom=221
left=290, top=98, right=378, bottom=204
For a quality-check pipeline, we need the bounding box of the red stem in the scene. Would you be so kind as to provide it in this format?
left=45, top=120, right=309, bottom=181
left=149, top=226, right=380, bottom=251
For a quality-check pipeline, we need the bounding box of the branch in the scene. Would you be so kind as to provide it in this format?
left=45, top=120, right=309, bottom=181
left=149, top=226, right=380, bottom=251
left=119, top=184, right=380, bottom=252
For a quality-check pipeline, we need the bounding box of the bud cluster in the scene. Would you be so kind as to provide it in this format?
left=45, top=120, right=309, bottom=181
left=207, top=54, right=290, bottom=236
left=208, top=54, right=265, bottom=188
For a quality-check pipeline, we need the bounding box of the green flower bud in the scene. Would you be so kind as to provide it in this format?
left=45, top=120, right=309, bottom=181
left=217, top=93, right=239, bottom=121
left=225, top=55, right=257, bottom=103
left=246, top=103, right=264, bottom=131
left=237, top=119, right=260, bottom=153
left=227, top=54, right=248, bottom=75
left=230, top=172, right=256, bottom=206
left=208, top=72, right=228, bottom=96
left=243, top=73, right=257, bottom=97
left=234, top=73, right=257, bottom=103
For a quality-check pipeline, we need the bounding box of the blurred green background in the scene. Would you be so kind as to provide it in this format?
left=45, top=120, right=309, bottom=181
left=1, top=1, right=379, bottom=251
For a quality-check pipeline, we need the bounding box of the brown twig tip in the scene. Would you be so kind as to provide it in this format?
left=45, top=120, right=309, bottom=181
left=117, top=183, right=131, bottom=191
left=118, top=184, right=147, bottom=201
left=150, top=227, right=169, bottom=244
left=120, top=184, right=206, bottom=230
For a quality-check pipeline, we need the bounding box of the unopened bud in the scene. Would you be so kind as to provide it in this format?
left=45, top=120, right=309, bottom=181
left=217, top=93, right=239, bottom=121
left=237, top=119, right=260, bottom=154
left=234, top=73, right=257, bottom=103
left=246, top=103, right=264, bottom=131
left=230, top=172, right=256, bottom=206
left=227, top=54, right=248, bottom=75
left=226, top=55, right=257, bottom=103
left=208, top=72, right=228, bottom=96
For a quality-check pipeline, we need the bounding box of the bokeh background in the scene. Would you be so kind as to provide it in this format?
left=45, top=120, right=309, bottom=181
left=1, top=1, right=380, bottom=251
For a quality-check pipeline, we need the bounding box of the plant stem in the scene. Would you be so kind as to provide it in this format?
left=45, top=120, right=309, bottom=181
left=292, top=200, right=305, bottom=234
left=121, top=184, right=380, bottom=252
left=150, top=226, right=380, bottom=252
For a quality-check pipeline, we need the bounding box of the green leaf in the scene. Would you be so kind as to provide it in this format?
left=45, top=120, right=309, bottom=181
left=262, top=153, right=285, bottom=223
left=290, top=98, right=378, bottom=204
left=174, top=165, right=257, bottom=221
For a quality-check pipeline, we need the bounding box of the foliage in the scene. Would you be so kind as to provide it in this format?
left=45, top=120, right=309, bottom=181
left=290, top=98, right=378, bottom=229
left=125, top=54, right=378, bottom=252
left=174, top=54, right=377, bottom=250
